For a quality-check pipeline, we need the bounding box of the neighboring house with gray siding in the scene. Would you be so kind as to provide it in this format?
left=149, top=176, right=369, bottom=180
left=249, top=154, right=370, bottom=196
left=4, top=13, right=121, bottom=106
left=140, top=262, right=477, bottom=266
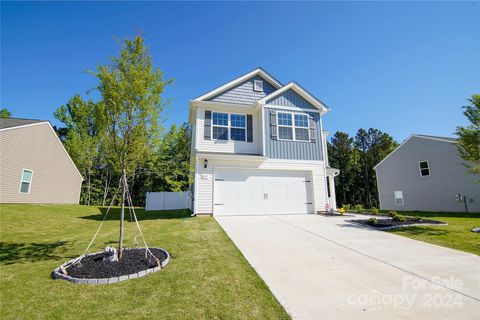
left=188, top=68, right=339, bottom=216
left=0, top=118, right=83, bottom=204
left=374, top=134, right=480, bottom=213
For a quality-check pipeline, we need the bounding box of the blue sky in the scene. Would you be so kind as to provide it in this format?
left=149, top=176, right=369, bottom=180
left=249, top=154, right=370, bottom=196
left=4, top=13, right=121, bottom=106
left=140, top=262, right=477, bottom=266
left=2, top=1, right=479, bottom=142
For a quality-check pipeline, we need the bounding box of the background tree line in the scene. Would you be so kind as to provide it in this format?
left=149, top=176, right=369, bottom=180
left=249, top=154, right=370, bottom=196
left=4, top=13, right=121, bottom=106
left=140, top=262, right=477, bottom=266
left=328, top=128, right=398, bottom=209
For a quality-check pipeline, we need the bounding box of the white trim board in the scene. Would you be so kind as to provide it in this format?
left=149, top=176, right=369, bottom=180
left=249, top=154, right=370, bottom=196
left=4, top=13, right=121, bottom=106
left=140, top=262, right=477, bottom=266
left=258, top=82, right=329, bottom=114
left=0, top=121, right=49, bottom=132
left=194, top=68, right=282, bottom=101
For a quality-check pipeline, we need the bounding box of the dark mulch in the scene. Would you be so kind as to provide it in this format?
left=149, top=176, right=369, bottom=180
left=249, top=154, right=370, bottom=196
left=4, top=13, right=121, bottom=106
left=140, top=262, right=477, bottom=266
left=349, top=217, right=446, bottom=229
left=65, top=248, right=168, bottom=279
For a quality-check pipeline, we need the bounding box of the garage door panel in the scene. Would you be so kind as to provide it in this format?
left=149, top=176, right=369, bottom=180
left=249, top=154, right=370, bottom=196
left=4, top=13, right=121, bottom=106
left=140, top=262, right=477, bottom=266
left=214, top=169, right=313, bottom=216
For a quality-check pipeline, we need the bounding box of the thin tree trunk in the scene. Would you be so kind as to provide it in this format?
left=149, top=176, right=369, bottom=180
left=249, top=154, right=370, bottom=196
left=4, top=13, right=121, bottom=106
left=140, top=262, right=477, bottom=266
left=118, top=168, right=126, bottom=259
left=130, top=168, right=136, bottom=206
left=102, top=170, right=110, bottom=206
left=87, top=170, right=91, bottom=206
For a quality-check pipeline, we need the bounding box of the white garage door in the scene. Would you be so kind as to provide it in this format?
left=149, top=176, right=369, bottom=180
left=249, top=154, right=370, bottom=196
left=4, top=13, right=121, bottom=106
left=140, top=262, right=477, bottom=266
left=213, top=169, right=313, bottom=216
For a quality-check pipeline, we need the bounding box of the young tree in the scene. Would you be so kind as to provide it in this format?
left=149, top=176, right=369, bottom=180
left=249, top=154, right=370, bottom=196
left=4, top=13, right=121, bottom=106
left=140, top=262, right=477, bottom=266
left=456, top=95, right=480, bottom=180
left=94, top=36, right=172, bottom=258
left=0, top=108, right=12, bottom=118
left=54, top=95, right=100, bottom=205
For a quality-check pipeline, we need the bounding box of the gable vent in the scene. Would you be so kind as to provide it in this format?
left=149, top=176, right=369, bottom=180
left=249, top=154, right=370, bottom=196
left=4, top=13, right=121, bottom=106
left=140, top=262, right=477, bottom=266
left=253, top=79, right=263, bottom=92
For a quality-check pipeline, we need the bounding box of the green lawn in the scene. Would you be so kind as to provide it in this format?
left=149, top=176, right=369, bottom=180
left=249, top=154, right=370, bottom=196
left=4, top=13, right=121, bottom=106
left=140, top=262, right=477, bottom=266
left=0, top=204, right=289, bottom=320
left=386, top=211, right=480, bottom=255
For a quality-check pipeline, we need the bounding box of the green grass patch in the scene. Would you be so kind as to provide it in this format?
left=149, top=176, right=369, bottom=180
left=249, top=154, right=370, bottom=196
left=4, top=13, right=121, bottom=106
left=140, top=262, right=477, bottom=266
left=0, top=204, right=289, bottom=319
left=386, top=211, right=480, bottom=255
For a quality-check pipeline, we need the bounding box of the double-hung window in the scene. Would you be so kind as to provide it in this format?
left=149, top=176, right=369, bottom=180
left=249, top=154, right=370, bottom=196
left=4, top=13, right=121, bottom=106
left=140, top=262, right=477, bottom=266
left=20, top=169, right=33, bottom=194
left=394, top=191, right=404, bottom=206
left=294, top=114, right=309, bottom=141
left=419, top=161, right=430, bottom=176
left=212, top=112, right=228, bottom=140
left=277, top=112, right=293, bottom=140
left=211, top=112, right=247, bottom=141
left=277, top=112, right=310, bottom=141
left=230, top=114, right=246, bottom=141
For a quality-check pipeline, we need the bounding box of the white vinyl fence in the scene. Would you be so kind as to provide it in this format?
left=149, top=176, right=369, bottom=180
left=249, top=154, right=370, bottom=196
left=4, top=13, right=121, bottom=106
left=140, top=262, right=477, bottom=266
left=145, top=191, right=190, bottom=211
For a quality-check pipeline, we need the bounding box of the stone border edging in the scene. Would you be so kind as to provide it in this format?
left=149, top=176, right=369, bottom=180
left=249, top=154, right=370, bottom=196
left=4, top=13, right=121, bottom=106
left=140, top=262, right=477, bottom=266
left=52, top=247, right=170, bottom=284
left=347, top=220, right=448, bottom=231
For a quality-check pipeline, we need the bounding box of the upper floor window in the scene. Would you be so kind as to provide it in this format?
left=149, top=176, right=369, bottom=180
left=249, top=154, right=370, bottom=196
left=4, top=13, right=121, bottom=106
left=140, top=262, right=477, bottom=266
left=277, top=112, right=310, bottom=141
left=212, top=112, right=228, bottom=140
left=230, top=114, right=246, bottom=141
left=278, top=112, right=293, bottom=140
left=253, top=80, right=263, bottom=92
left=294, top=114, right=309, bottom=141
left=419, top=161, right=430, bottom=176
left=211, top=112, right=247, bottom=141
left=20, top=169, right=33, bottom=194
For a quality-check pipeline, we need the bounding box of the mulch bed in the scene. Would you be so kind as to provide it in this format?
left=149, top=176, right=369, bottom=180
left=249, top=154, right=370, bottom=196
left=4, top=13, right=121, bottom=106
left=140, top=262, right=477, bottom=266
left=65, top=248, right=168, bottom=279
left=349, top=217, right=447, bottom=230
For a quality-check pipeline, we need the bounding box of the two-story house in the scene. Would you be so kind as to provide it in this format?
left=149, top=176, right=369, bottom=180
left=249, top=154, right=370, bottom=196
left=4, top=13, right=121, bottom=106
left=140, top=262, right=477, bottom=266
left=189, top=68, right=339, bottom=216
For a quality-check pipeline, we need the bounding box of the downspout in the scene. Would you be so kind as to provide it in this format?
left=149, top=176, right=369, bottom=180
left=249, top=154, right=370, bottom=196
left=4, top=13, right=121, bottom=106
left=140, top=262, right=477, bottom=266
left=319, top=116, right=330, bottom=211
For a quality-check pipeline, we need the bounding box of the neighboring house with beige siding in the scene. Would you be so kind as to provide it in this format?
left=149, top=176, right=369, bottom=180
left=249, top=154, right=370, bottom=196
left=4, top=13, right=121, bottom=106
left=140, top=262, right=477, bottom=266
left=0, top=118, right=83, bottom=204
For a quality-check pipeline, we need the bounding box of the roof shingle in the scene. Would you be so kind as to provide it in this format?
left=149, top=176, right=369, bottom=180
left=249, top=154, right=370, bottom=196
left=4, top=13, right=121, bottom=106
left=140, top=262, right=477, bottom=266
left=0, top=118, right=47, bottom=130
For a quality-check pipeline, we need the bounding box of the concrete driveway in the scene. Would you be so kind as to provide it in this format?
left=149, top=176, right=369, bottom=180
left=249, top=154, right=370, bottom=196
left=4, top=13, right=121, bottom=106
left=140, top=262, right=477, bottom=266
left=216, top=214, right=480, bottom=320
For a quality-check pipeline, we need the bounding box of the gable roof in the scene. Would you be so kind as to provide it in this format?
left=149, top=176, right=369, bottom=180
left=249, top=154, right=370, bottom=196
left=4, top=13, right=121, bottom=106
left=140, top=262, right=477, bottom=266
left=0, top=117, right=84, bottom=180
left=413, top=134, right=457, bottom=143
left=257, top=82, right=330, bottom=113
left=0, top=118, right=47, bottom=130
left=373, top=134, right=458, bottom=170
left=194, top=67, right=283, bottom=101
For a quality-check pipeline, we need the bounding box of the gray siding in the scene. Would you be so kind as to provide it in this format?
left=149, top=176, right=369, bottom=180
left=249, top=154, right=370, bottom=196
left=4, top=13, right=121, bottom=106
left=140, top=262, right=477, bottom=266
left=266, top=89, right=317, bottom=110
left=375, top=136, right=480, bottom=212
left=264, top=108, right=323, bottom=160
left=208, top=75, right=277, bottom=105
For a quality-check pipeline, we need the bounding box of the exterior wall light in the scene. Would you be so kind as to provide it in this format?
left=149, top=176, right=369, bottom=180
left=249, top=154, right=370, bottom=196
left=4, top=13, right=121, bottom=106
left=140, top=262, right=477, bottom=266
left=204, top=159, right=208, bottom=169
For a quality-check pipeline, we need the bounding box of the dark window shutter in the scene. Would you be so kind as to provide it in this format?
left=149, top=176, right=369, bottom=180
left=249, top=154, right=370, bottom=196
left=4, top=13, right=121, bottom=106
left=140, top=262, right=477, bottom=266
left=270, top=110, right=277, bottom=140
left=309, top=115, right=316, bottom=143
left=247, top=114, right=253, bottom=142
left=204, top=110, right=212, bottom=140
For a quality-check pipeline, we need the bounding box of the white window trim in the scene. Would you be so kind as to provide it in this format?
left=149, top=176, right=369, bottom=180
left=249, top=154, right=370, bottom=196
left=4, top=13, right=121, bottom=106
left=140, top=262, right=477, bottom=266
left=418, top=160, right=431, bottom=177
left=276, top=111, right=310, bottom=142
left=394, top=191, right=404, bottom=206
left=253, top=79, right=263, bottom=92
left=230, top=113, right=247, bottom=142
left=19, top=168, right=33, bottom=194
left=211, top=112, right=247, bottom=142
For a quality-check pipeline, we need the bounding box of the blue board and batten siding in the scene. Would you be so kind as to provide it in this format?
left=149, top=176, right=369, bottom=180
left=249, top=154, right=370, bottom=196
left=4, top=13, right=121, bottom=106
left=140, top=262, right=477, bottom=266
left=266, top=89, right=317, bottom=110
left=265, top=108, right=323, bottom=160
left=208, top=76, right=277, bottom=105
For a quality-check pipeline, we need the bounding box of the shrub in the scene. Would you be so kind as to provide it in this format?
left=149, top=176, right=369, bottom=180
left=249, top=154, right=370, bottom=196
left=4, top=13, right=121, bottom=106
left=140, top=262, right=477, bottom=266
left=342, top=204, right=351, bottom=211
left=355, top=204, right=363, bottom=213
left=367, top=217, right=377, bottom=225
left=392, top=214, right=406, bottom=222
left=388, top=211, right=398, bottom=218
left=370, top=208, right=379, bottom=215
left=338, top=208, right=346, bottom=215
